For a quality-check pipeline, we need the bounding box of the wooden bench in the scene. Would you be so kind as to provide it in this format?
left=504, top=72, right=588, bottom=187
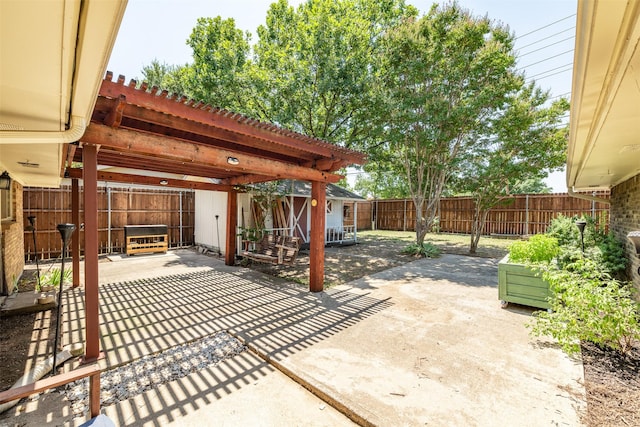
left=124, top=225, right=168, bottom=255
left=242, top=234, right=301, bottom=265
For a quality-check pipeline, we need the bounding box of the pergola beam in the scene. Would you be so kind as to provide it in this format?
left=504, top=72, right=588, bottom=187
left=81, top=123, right=342, bottom=184
left=66, top=168, right=234, bottom=192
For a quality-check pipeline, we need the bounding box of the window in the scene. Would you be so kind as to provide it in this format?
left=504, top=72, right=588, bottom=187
left=326, top=200, right=333, bottom=214
left=1, top=185, right=12, bottom=221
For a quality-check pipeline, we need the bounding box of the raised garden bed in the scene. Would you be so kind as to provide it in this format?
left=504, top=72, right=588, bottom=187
left=498, top=255, right=550, bottom=310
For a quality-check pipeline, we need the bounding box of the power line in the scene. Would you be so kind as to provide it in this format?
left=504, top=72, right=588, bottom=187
left=527, top=63, right=573, bottom=79
left=515, top=14, right=576, bottom=40
left=530, top=67, right=573, bottom=81
left=519, top=49, right=573, bottom=69
left=517, top=26, right=575, bottom=50
left=519, top=35, right=575, bottom=58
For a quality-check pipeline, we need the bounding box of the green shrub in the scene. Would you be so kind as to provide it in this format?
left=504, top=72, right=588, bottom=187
left=402, top=242, right=441, bottom=258
left=529, top=257, right=640, bottom=355
left=508, top=234, right=559, bottom=263
left=40, top=268, right=72, bottom=288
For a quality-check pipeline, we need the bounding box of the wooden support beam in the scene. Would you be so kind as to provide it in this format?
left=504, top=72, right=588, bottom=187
left=71, top=178, right=80, bottom=288
left=83, top=144, right=100, bottom=361
left=66, top=168, right=234, bottom=192
left=98, top=78, right=366, bottom=165
left=225, top=190, right=238, bottom=265
left=0, top=364, right=100, bottom=405
left=309, top=181, right=326, bottom=292
left=222, top=173, right=278, bottom=186
left=82, top=124, right=342, bottom=184
left=104, top=94, right=126, bottom=128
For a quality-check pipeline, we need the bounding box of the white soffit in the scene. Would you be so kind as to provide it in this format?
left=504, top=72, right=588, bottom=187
left=567, top=0, right=640, bottom=190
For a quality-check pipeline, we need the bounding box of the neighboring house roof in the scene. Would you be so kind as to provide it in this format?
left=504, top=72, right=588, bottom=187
left=566, top=1, right=640, bottom=191
left=0, top=1, right=127, bottom=187
left=274, top=180, right=365, bottom=201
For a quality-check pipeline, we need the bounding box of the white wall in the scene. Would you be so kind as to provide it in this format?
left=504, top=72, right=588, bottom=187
left=326, top=199, right=343, bottom=230
left=194, top=190, right=227, bottom=253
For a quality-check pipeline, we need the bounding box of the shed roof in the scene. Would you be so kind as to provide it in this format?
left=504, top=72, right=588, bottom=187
left=274, top=180, right=365, bottom=200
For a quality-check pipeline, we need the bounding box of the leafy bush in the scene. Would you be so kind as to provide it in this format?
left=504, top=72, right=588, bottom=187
left=508, top=234, right=559, bottom=263
left=402, top=242, right=441, bottom=258
left=40, top=268, right=72, bottom=289
left=529, top=258, right=640, bottom=355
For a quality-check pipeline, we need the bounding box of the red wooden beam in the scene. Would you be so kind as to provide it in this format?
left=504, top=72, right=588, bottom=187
left=71, top=178, right=80, bottom=288
left=103, top=94, right=126, bottom=128
left=98, top=78, right=366, bottom=165
left=309, top=181, right=326, bottom=292
left=66, top=168, right=234, bottom=192
left=0, top=364, right=100, bottom=405
left=83, top=144, right=100, bottom=362
left=225, top=190, right=238, bottom=265
left=81, top=123, right=342, bottom=184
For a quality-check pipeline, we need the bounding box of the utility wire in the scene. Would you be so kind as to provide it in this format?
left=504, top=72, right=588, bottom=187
left=530, top=67, right=573, bottom=81
left=519, top=49, right=573, bottom=69
left=519, top=35, right=575, bottom=58
left=527, top=63, right=573, bottom=79
left=517, top=26, right=576, bottom=50
left=515, top=14, right=576, bottom=40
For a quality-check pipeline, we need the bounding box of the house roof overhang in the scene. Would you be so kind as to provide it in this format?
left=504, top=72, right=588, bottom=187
left=0, top=0, right=128, bottom=187
left=566, top=0, right=640, bottom=191
left=66, top=73, right=366, bottom=189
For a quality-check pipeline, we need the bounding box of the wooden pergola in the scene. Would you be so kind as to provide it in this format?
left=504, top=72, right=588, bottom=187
left=64, top=72, right=366, bottom=367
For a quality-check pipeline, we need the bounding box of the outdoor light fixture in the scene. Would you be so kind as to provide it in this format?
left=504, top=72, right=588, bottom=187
left=226, top=156, right=240, bottom=165
left=627, top=231, right=640, bottom=256
left=51, top=223, right=76, bottom=377
left=0, top=171, right=11, bottom=190
left=159, top=180, right=169, bottom=186
left=575, top=220, right=587, bottom=254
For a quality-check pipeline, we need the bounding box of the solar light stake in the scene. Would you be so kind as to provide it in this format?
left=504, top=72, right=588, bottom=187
left=27, top=216, right=41, bottom=288
left=575, top=220, right=587, bottom=255
left=51, top=223, right=76, bottom=377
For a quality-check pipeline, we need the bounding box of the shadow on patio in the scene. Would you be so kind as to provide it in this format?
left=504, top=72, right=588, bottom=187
left=61, top=261, right=392, bottom=424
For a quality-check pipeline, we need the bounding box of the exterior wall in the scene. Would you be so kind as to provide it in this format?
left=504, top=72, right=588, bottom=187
left=194, top=190, right=228, bottom=253
left=610, top=173, right=640, bottom=292
left=325, top=200, right=343, bottom=230
left=1, top=181, right=25, bottom=294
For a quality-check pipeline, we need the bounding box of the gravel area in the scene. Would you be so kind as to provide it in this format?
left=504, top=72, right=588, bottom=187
left=62, top=331, right=245, bottom=417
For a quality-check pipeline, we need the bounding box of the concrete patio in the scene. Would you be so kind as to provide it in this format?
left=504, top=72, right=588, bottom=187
left=1, top=249, right=586, bottom=426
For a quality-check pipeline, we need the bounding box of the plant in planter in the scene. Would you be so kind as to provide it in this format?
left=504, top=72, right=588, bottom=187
left=498, top=234, right=559, bottom=309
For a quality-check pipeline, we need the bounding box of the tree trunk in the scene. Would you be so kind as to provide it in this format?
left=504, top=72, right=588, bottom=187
left=414, top=199, right=427, bottom=246
left=470, top=205, right=490, bottom=254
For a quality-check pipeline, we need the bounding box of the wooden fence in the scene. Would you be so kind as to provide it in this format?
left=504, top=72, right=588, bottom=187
left=369, top=192, right=610, bottom=235
left=23, top=185, right=194, bottom=260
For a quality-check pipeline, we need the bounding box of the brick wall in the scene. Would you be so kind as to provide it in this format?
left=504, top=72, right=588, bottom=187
left=1, top=180, right=24, bottom=294
left=610, top=173, right=640, bottom=292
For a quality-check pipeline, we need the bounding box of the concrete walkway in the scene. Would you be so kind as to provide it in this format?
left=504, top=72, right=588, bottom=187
left=1, top=250, right=585, bottom=426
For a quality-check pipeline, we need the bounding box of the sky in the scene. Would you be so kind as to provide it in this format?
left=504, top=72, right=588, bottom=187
left=107, top=0, right=578, bottom=193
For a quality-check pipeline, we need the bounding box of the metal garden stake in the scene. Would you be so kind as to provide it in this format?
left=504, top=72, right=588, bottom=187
left=215, top=215, right=222, bottom=256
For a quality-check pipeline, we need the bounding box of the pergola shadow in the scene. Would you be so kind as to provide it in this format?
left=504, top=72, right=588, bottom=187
left=64, top=268, right=392, bottom=424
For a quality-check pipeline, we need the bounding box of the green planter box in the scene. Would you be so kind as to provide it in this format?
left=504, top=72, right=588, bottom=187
left=498, top=255, right=550, bottom=309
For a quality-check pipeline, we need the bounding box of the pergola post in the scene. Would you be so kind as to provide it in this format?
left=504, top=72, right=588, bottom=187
left=82, top=144, right=100, bottom=361
left=71, top=178, right=80, bottom=288
left=310, top=181, right=326, bottom=292
left=225, top=189, right=238, bottom=265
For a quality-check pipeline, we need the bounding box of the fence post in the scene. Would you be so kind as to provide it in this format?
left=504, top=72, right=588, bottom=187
left=107, top=186, right=112, bottom=254
left=403, top=199, right=407, bottom=231
left=354, top=202, right=358, bottom=242
left=525, top=194, right=529, bottom=236
left=179, top=191, right=183, bottom=247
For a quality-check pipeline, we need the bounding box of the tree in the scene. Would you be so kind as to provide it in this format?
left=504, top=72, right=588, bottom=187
left=379, top=3, right=521, bottom=249
left=459, top=86, right=569, bottom=253
left=251, top=0, right=414, bottom=146
left=352, top=169, right=410, bottom=199
left=140, top=59, right=191, bottom=95
left=509, top=177, right=552, bottom=195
